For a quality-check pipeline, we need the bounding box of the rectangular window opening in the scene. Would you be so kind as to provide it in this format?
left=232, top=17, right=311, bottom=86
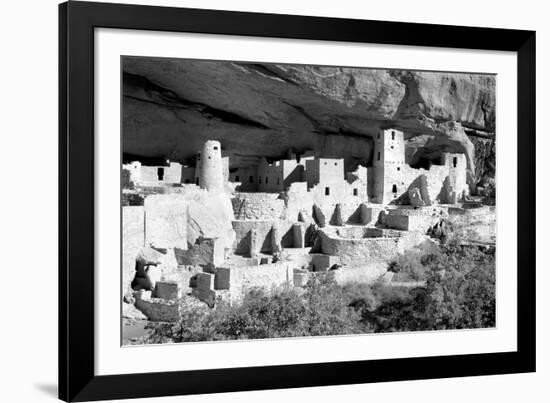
left=325, top=187, right=330, bottom=196
left=353, top=188, right=358, bottom=196
left=157, top=167, right=164, bottom=181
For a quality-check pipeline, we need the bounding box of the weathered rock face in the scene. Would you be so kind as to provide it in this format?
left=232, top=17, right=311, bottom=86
left=122, top=57, right=495, bottom=186
left=183, top=190, right=236, bottom=251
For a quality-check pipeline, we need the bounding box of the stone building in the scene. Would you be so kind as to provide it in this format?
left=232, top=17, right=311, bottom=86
left=305, top=158, right=345, bottom=192
left=368, top=128, right=469, bottom=205
left=197, top=140, right=224, bottom=191
left=122, top=136, right=475, bottom=321
left=123, top=139, right=231, bottom=192
left=256, top=156, right=308, bottom=192
left=122, top=160, right=185, bottom=187
left=441, top=152, right=469, bottom=203
left=369, top=128, right=407, bottom=204
left=180, top=166, right=196, bottom=184
left=229, top=166, right=259, bottom=192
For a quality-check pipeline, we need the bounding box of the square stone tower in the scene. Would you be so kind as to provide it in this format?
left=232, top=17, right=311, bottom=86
left=370, top=128, right=406, bottom=204
left=441, top=152, right=469, bottom=203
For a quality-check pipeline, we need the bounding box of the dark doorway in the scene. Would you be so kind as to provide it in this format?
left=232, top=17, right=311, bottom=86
left=392, top=184, right=397, bottom=193
left=157, top=167, right=164, bottom=181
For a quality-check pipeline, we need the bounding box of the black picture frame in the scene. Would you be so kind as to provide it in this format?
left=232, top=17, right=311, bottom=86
left=59, top=1, right=536, bottom=401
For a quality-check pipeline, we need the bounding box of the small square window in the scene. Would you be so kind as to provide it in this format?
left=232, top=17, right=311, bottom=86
left=334, top=162, right=338, bottom=166
left=213, top=146, right=218, bottom=150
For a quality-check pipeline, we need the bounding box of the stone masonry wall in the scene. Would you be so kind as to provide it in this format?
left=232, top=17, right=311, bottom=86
left=232, top=192, right=286, bottom=220
left=174, top=237, right=225, bottom=267
left=139, top=162, right=183, bottom=185
left=286, top=182, right=368, bottom=225
left=318, top=229, right=427, bottom=266
left=215, top=263, right=293, bottom=300
left=122, top=206, right=145, bottom=295
left=134, top=297, right=179, bottom=322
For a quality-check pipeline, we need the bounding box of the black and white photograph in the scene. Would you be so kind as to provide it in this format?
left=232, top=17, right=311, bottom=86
left=121, top=57, right=496, bottom=345
left=2, top=0, right=545, bottom=401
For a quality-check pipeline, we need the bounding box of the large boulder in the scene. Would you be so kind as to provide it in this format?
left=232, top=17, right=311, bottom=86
left=184, top=190, right=236, bottom=251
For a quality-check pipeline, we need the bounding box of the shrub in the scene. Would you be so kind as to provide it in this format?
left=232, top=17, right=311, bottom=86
left=388, top=248, right=428, bottom=281
left=420, top=245, right=495, bottom=330
left=300, top=275, right=366, bottom=336
left=142, top=240, right=495, bottom=343
left=143, top=275, right=366, bottom=343
left=354, top=239, right=495, bottom=333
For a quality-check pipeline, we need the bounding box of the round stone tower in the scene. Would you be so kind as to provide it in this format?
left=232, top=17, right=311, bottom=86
left=199, top=140, right=224, bottom=191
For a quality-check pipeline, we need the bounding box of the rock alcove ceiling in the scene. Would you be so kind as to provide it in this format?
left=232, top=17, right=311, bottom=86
left=122, top=57, right=496, bottom=186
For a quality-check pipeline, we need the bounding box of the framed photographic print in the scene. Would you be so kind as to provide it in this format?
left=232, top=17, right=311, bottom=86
left=59, top=1, right=536, bottom=401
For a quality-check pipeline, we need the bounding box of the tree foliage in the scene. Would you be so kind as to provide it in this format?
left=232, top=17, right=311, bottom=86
left=143, top=236, right=495, bottom=344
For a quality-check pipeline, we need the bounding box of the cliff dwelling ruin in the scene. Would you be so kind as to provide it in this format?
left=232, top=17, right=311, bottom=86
left=120, top=57, right=496, bottom=336
left=122, top=132, right=491, bottom=323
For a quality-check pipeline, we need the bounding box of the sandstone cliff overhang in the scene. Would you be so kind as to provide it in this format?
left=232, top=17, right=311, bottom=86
left=122, top=57, right=495, bottom=185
